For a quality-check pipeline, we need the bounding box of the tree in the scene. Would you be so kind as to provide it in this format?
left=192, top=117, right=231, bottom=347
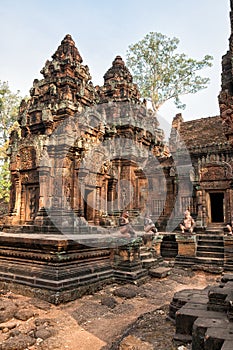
left=0, top=160, right=11, bottom=202
left=0, top=81, right=21, bottom=145
left=0, top=81, right=21, bottom=202
left=126, top=32, right=213, bottom=112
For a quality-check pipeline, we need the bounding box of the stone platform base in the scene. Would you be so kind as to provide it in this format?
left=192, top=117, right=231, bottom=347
left=0, top=232, right=146, bottom=304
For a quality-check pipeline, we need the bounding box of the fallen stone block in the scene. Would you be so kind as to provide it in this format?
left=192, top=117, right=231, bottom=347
left=204, top=326, right=233, bottom=350
left=175, top=303, right=225, bottom=339
left=169, top=288, right=209, bottom=320
left=192, top=317, right=230, bottom=350
left=149, top=267, right=171, bottom=278
left=221, top=340, right=233, bottom=350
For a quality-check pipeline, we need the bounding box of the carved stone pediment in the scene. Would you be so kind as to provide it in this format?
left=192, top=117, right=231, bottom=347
left=200, top=162, right=232, bottom=181
left=20, top=147, right=37, bottom=170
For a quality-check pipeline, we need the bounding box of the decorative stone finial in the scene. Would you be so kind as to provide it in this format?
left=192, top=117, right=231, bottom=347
left=51, top=34, right=83, bottom=63
left=103, top=55, right=133, bottom=83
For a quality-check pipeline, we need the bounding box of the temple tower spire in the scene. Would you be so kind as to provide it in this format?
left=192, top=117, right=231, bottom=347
left=219, top=1, right=233, bottom=145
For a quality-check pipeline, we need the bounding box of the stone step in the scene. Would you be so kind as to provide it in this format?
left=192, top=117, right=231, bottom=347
left=175, top=256, right=196, bottom=268
left=175, top=260, right=196, bottom=269
left=197, top=235, right=224, bottom=241
left=197, top=246, right=224, bottom=253
left=140, top=252, right=153, bottom=260
left=207, top=223, right=225, bottom=228
left=196, top=251, right=224, bottom=259
left=223, top=264, right=233, bottom=271
left=195, top=256, right=224, bottom=265
left=142, top=258, right=159, bottom=269
left=205, top=229, right=224, bottom=233
left=161, top=250, right=178, bottom=258
left=197, top=240, right=224, bottom=247
left=149, top=266, right=171, bottom=278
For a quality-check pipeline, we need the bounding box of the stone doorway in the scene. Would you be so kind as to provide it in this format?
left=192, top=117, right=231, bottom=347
left=25, top=185, right=39, bottom=223
left=84, top=189, right=95, bottom=222
left=209, top=192, right=224, bottom=223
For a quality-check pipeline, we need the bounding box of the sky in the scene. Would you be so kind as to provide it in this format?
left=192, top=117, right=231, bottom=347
left=0, top=0, right=231, bottom=126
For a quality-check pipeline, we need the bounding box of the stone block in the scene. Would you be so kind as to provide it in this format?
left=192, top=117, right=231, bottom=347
left=176, top=235, right=196, bottom=257
left=153, top=239, right=162, bottom=256
left=169, top=288, right=210, bottom=320
left=204, top=326, right=233, bottom=350
left=221, top=273, right=233, bottom=283
left=221, top=340, right=233, bottom=350
left=149, top=267, right=171, bottom=278
left=175, top=303, right=225, bottom=339
left=192, top=317, right=230, bottom=350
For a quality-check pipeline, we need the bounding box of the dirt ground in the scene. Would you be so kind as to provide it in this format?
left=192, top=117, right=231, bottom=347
left=0, top=267, right=220, bottom=350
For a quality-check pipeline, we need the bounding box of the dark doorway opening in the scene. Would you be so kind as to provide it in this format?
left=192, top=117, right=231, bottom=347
left=84, top=189, right=93, bottom=222
left=161, top=235, right=178, bottom=258
left=210, top=192, right=224, bottom=223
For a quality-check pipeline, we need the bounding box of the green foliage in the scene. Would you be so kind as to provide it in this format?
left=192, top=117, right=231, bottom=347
left=0, top=160, right=10, bottom=201
left=126, top=32, right=213, bottom=112
left=0, top=81, right=21, bottom=202
left=0, top=81, right=21, bottom=145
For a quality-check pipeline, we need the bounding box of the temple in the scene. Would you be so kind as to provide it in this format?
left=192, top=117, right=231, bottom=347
left=1, top=3, right=233, bottom=318
left=0, top=34, right=171, bottom=303
left=5, top=35, right=167, bottom=231
left=169, top=2, right=233, bottom=349
left=5, top=34, right=233, bottom=235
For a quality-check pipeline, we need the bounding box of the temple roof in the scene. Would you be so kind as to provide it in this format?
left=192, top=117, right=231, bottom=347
left=97, top=55, right=140, bottom=103
left=179, top=115, right=229, bottom=148
left=103, top=56, right=133, bottom=84
left=52, top=34, right=83, bottom=63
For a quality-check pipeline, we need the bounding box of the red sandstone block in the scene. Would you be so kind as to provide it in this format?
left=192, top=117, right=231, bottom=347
left=149, top=267, right=171, bottom=278
left=221, top=340, right=233, bottom=350
left=176, top=304, right=225, bottom=337
left=204, top=326, right=233, bottom=350
left=192, top=318, right=230, bottom=350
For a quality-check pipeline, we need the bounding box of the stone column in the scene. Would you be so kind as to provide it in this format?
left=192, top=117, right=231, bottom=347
left=73, top=157, right=82, bottom=215
left=94, top=186, right=101, bottom=225
left=19, top=182, right=26, bottom=224
left=72, top=170, right=79, bottom=215
left=195, top=189, right=203, bottom=228
left=38, top=166, right=51, bottom=210
left=14, top=174, right=21, bottom=217
left=103, top=178, right=108, bottom=214
left=7, top=172, right=21, bottom=225
left=34, top=166, right=51, bottom=227
left=76, top=168, right=88, bottom=217
left=108, top=178, right=117, bottom=214
left=227, top=187, right=233, bottom=222
left=78, top=178, right=85, bottom=217
left=202, top=189, right=207, bottom=227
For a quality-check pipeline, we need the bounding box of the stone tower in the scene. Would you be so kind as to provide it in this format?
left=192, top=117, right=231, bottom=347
left=6, top=35, right=166, bottom=230
left=7, top=35, right=99, bottom=227
left=219, top=0, right=233, bottom=144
